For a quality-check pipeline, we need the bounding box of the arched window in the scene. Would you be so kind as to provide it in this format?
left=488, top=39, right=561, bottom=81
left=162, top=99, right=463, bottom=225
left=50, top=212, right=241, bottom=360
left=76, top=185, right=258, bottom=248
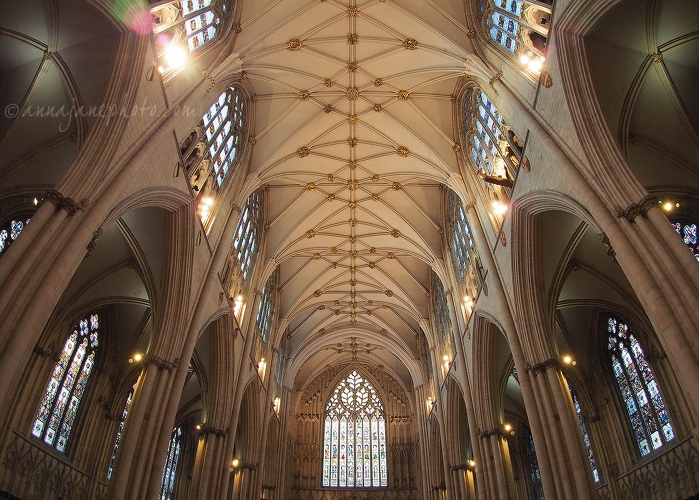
left=671, top=220, right=699, bottom=260
left=430, top=271, right=451, bottom=341
left=256, top=272, right=277, bottom=343
left=463, top=86, right=521, bottom=211
left=160, top=426, right=183, bottom=500
left=0, top=218, right=31, bottom=257
left=447, top=191, right=474, bottom=282
left=150, top=0, right=230, bottom=73
left=522, top=425, right=544, bottom=500
left=107, top=384, right=136, bottom=480
left=233, top=190, right=262, bottom=280
left=322, top=371, right=388, bottom=487
left=607, top=316, right=674, bottom=456
left=476, top=0, right=549, bottom=73
left=569, top=385, right=599, bottom=482
left=32, top=314, right=100, bottom=452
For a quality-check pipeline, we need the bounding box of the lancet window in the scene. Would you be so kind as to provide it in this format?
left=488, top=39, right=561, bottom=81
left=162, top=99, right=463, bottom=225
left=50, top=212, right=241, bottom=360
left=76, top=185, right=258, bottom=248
left=0, top=218, right=30, bottom=257
left=150, top=0, right=230, bottom=73
left=569, top=385, right=599, bottom=482
left=256, top=272, right=277, bottom=343
left=107, top=384, right=136, bottom=480
left=160, top=426, right=183, bottom=500
left=523, top=425, right=544, bottom=500
left=446, top=190, right=483, bottom=305
left=233, top=190, right=262, bottom=280
left=607, top=316, right=674, bottom=456
left=322, top=371, right=388, bottom=487
left=32, top=314, right=100, bottom=452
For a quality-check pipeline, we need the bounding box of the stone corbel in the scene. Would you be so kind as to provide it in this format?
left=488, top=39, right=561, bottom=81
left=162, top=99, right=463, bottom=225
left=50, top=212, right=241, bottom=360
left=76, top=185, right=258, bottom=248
left=597, top=232, right=618, bottom=263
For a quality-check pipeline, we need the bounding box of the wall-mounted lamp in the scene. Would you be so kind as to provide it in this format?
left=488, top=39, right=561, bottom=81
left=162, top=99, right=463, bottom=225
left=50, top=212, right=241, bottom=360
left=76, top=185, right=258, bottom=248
left=128, top=353, right=143, bottom=364
left=562, top=355, right=577, bottom=366
left=502, top=423, right=515, bottom=437
left=272, top=396, right=281, bottom=416
left=491, top=200, right=508, bottom=215
left=466, top=460, right=476, bottom=471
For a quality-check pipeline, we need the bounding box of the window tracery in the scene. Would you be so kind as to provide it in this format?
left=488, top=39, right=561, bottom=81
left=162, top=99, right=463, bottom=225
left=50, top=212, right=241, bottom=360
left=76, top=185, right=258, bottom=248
left=607, top=316, right=674, bottom=456
left=107, top=384, right=136, bottom=480
left=522, top=425, right=544, bottom=500
left=322, top=371, right=388, bottom=487
left=150, top=0, right=230, bottom=73
left=430, top=271, right=451, bottom=341
left=160, top=426, right=183, bottom=500
left=32, top=314, right=100, bottom=452
left=446, top=190, right=483, bottom=310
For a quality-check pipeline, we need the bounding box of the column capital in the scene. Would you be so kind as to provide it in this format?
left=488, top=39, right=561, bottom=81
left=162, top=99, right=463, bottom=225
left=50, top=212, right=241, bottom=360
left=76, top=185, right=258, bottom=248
left=613, top=194, right=657, bottom=223
left=525, top=358, right=558, bottom=376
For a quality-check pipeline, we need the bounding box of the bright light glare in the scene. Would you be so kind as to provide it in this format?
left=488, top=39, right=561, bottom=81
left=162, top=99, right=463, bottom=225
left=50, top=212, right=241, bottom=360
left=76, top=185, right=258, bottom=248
left=165, top=45, right=186, bottom=69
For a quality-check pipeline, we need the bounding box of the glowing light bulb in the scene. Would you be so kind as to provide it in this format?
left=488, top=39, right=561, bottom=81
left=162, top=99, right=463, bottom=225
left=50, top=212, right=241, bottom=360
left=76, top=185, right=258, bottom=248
left=663, top=202, right=673, bottom=211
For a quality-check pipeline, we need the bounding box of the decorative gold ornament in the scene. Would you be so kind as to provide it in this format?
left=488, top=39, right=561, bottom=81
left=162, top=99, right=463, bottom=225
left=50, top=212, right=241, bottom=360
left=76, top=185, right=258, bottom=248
left=349, top=115, right=357, bottom=124
left=348, top=137, right=357, bottom=147
left=381, top=328, right=388, bottom=335
left=349, top=236, right=357, bottom=243
left=328, top=195, right=335, bottom=201
left=334, top=300, right=340, bottom=306
left=328, top=174, right=335, bottom=182
left=347, top=87, right=359, bottom=100
left=371, top=194, right=379, bottom=201
left=369, top=262, right=375, bottom=269
left=387, top=252, right=395, bottom=259
left=467, top=29, right=476, bottom=38
left=403, top=38, right=418, bottom=50
left=348, top=33, right=358, bottom=44
left=331, top=247, right=338, bottom=253
left=324, top=104, right=333, bottom=113
left=391, top=229, right=401, bottom=238
left=348, top=201, right=357, bottom=208
left=299, top=90, right=310, bottom=100
left=306, top=229, right=316, bottom=238
left=331, top=262, right=338, bottom=269
left=350, top=292, right=356, bottom=298
left=397, top=90, right=409, bottom=100
left=288, top=38, right=302, bottom=50
left=370, top=247, right=376, bottom=253
left=314, top=289, right=322, bottom=297
left=347, top=6, right=358, bottom=16
left=392, top=182, right=402, bottom=190
left=335, top=310, right=341, bottom=315
left=249, top=136, right=257, bottom=144
left=350, top=279, right=357, bottom=286
left=318, top=304, right=326, bottom=310
left=350, top=267, right=356, bottom=274
left=265, top=223, right=271, bottom=231
left=306, top=182, right=316, bottom=190
left=297, top=146, right=310, bottom=157
left=252, top=94, right=258, bottom=102
left=319, top=328, right=326, bottom=334
left=348, top=62, right=357, bottom=72
left=374, top=78, right=382, bottom=87
left=396, top=146, right=409, bottom=157
left=348, top=180, right=359, bottom=190
left=367, top=300, right=373, bottom=305
left=349, top=219, right=357, bottom=227
left=324, top=78, right=333, bottom=87
left=373, top=104, right=382, bottom=112
left=372, top=175, right=380, bottom=182
left=313, top=253, right=321, bottom=260
left=350, top=250, right=358, bottom=258
left=453, top=143, right=461, bottom=152
left=385, top=290, right=393, bottom=297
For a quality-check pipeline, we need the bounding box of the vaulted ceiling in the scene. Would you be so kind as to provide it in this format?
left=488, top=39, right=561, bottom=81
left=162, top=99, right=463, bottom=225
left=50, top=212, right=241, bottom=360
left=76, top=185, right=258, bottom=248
left=236, top=0, right=474, bottom=390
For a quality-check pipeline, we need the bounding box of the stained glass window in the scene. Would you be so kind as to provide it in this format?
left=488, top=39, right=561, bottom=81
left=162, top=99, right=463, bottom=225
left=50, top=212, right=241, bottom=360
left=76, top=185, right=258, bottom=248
left=0, top=218, right=30, bottom=256
left=430, top=271, right=451, bottom=340
left=447, top=191, right=474, bottom=282
left=151, top=1, right=228, bottom=72
left=256, top=272, right=276, bottom=343
left=322, top=371, right=388, bottom=488
left=607, top=316, right=674, bottom=456
left=160, top=426, right=183, bottom=500
left=202, top=88, right=245, bottom=187
left=107, top=384, right=136, bottom=480
left=569, top=385, right=599, bottom=482
left=233, top=190, right=262, bottom=280
left=523, top=426, right=544, bottom=500
left=32, top=314, right=100, bottom=452
left=671, top=221, right=699, bottom=260
left=463, top=87, right=514, bottom=195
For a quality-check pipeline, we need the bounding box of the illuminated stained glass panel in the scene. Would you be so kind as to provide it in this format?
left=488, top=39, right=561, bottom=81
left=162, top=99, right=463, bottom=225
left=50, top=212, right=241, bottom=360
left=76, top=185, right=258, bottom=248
left=201, top=87, right=245, bottom=187
left=232, top=190, right=262, bottom=280
left=523, top=426, right=544, bottom=500
left=672, top=221, right=699, bottom=260
left=447, top=190, right=474, bottom=282
left=0, top=218, right=30, bottom=256
left=431, top=271, right=451, bottom=340
left=159, top=426, right=182, bottom=500
left=322, top=371, right=387, bottom=488
left=607, top=316, right=674, bottom=456
left=108, top=384, right=136, bottom=480
left=32, top=314, right=99, bottom=452
left=256, top=272, right=276, bottom=343
left=569, top=385, right=599, bottom=482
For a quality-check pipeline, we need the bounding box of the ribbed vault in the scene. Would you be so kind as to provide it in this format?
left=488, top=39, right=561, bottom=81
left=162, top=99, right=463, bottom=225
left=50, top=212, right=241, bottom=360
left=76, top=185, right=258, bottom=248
left=236, top=0, right=474, bottom=388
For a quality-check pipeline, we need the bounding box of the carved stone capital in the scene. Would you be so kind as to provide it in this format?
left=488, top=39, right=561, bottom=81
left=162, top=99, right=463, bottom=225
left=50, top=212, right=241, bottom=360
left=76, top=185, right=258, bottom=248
left=613, top=195, right=658, bottom=223
left=478, top=427, right=500, bottom=438
left=149, top=355, right=176, bottom=372
left=597, top=232, right=618, bottom=263
left=86, top=229, right=103, bottom=255
left=527, top=358, right=558, bottom=376
left=199, top=425, right=228, bottom=437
